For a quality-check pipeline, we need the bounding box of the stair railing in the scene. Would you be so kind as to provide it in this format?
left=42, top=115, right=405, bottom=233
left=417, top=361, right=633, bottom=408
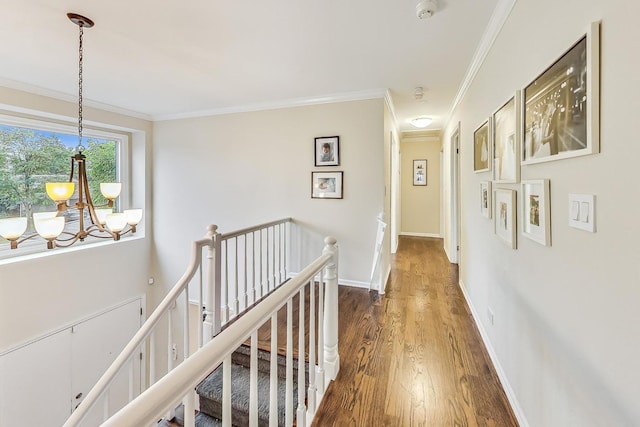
left=62, top=218, right=293, bottom=427
left=102, top=236, right=340, bottom=427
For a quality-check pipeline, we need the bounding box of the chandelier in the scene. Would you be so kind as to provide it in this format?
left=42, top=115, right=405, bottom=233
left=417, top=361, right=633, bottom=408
left=0, top=13, right=142, bottom=250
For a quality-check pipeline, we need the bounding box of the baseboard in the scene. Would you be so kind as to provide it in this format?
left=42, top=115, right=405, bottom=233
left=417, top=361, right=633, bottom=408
left=458, top=280, right=530, bottom=427
left=399, top=232, right=442, bottom=238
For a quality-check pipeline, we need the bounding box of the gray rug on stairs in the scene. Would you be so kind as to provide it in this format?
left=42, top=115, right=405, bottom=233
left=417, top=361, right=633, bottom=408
left=195, top=344, right=309, bottom=427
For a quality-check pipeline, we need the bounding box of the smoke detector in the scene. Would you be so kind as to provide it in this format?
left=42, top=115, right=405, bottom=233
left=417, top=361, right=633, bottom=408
left=416, top=0, right=437, bottom=19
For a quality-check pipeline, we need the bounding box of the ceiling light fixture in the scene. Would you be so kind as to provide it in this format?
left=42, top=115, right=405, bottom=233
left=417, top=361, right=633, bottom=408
left=416, top=0, right=437, bottom=19
left=0, top=13, right=142, bottom=250
left=410, top=117, right=433, bottom=128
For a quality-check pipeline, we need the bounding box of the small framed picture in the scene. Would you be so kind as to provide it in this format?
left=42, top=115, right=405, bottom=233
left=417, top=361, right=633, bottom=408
left=314, top=136, right=340, bottom=166
left=480, top=181, right=492, bottom=218
left=494, top=188, right=517, bottom=249
left=521, top=180, right=551, bottom=246
left=492, top=92, right=521, bottom=183
left=311, top=171, right=343, bottom=199
left=413, top=159, right=427, bottom=186
left=473, top=119, right=491, bottom=173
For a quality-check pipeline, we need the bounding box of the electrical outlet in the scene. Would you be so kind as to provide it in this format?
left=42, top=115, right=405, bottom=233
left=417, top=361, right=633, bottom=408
left=148, top=277, right=155, bottom=285
left=487, top=308, right=495, bottom=326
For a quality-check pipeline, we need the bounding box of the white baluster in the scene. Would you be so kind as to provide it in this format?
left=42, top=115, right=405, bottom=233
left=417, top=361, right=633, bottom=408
left=128, top=358, right=134, bottom=401
left=245, top=235, right=250, bottom=308
left=250, top=331, right=258, bottom=427
left=316, top=271, right=325, bottom=399
left=184, top=390, right=196, bottom=427
left=234, top=237, right=240, bottom=315
left=272, top=227, right=276, bottom=290
left=199, top=246, right=204, bottom=349
left=103, top=392, right=110, bottom=422
left=168, top=307, right=174, bottom=372
left=307, top=280, right=317, bottom=413
left=223, top=356, right=232, bottom=427
left=260, top=229, right=265, bottom=296
left=184, top=286, right=190, bottom=360
left=223, top=240, right=229, bottom=323
left=149, top=331, right=156, bottom=386
left=269, top=313, right=278, bottom=427
left=296, top=287, right=306, bottom=426
left=204, top=225, right=221, bottom=340
left=286, top=300, right=293, bottom=427
left=283, top=222, right=288, bottom=280
left=323, top=236, right=340, bottom=381
left=252, top=232, right=257, bottom=302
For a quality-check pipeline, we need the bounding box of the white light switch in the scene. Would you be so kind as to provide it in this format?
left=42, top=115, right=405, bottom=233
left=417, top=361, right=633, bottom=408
left=568, top=194, right=596, bottom=232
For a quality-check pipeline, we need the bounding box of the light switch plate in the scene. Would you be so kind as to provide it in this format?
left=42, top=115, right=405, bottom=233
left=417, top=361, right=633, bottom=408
left=568, top=193, right=596, bottom=232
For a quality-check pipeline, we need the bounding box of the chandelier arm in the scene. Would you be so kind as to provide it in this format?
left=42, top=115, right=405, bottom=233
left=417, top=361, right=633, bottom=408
left=86, top=230, right=118, bottom=240
left=54, top=232, right=83, bottom=243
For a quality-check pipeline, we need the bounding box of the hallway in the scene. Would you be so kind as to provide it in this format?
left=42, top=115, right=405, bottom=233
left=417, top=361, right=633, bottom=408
left=312, top=236, right=518, bottom=426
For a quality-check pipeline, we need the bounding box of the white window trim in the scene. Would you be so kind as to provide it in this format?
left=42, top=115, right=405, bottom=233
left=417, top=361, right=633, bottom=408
left=0, top=114, right=136, bottom=262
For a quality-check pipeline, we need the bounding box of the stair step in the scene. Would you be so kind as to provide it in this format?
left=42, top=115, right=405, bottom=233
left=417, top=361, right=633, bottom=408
left=195, top=411, right=222, bottom=427
left=231, top=344, right=304, bottom=379
left=197, top=362, right=307, bottom=427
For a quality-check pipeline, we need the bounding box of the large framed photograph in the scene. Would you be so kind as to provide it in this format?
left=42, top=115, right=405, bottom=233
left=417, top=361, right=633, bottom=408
left=522, top=22, right=600, bottom=164
left=473, top=119, right=491, bottom=172
left=314, top=136, right=340, bottom=166
left=480, top=181, right=492, bottom=218
left=311, top=171, right=343, bottom=199
left=413, top=159, right=427, bottom=186
left=521, top=180, right=551, bottom=246
left=493, top=93, right=520, bottom=183
left=494, top=189, right=517, bottom=249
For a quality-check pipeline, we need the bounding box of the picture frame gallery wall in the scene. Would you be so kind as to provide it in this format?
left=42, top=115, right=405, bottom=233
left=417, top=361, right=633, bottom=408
left=473, top=21, right=600, bottom=249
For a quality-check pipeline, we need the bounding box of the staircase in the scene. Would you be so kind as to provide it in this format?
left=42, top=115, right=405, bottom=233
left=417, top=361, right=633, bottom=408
left=63, top=220, right=340, bottom=427
left=158, top=344, right=310, bottom=427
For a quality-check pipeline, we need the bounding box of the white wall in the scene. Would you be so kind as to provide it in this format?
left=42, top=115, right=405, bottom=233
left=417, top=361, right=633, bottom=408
left=0, top=87, right=152, bottom=353
left=443, top=0, right=640, bottom=425
left=152, top=99, right=386, bottom=300
left=400, top=132, right=441, bottom=236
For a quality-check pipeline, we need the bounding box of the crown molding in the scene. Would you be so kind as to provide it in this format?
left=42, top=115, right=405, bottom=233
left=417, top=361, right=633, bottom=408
left=153, top=88, right=388, bottom=122
left=445, top=0, right=517, bottom=129
left=0, top=78, right=153, bottom=121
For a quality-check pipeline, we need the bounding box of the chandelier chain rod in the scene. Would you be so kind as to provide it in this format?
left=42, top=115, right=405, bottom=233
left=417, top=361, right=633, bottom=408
left=77, top=24, right=84, bottom=153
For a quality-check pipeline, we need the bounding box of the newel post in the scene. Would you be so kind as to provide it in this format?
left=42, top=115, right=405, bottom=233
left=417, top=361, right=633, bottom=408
left=204, top=225, right=222, bottom=343
left=322, top=236, right=340, bottom=381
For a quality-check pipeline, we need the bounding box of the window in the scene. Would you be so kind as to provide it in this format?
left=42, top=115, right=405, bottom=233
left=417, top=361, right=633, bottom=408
left=0, top=115, right=128, bottom=255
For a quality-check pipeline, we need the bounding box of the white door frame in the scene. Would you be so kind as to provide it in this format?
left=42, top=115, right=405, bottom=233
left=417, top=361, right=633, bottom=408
left=449, top=123, right=461, bottom=264
left=390, top=131, right=400, bottom=253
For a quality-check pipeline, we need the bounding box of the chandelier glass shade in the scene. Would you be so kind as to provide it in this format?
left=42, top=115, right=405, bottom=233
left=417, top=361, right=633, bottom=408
left=0, top=13, right=142, bottom=250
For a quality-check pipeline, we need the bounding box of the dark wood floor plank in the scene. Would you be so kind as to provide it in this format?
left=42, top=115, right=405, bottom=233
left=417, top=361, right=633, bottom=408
left=311, top=236, right=518, bottom=427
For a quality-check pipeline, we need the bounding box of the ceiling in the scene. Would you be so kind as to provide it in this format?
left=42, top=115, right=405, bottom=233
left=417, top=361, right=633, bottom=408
left=0, top=0, right=499, bottom=132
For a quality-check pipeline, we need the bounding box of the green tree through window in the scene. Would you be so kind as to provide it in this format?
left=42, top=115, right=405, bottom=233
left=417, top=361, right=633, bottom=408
left=0, top=123, right=118, bottom=244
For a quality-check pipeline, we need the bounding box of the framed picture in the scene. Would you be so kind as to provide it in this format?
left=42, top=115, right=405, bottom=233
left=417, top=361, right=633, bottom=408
left=473, top=119, right=491, bottom=172
left=493, top=93, right=521, bottom=183
left=311, top=171, right=343, bottom=199
left=522, top=22, right=600, bottom=164
left=480, top=181, right=492, bottom=218
left=314, top=136, right=340, bottom=166
left=521, top=179, right=551, bottom=246
left=494, top=189, right=517, bottom=249
left=413, top=159, right=427, bottom=186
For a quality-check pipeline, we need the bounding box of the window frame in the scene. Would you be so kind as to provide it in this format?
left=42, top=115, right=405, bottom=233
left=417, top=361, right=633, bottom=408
left=0, top=113, right=134, bottom=260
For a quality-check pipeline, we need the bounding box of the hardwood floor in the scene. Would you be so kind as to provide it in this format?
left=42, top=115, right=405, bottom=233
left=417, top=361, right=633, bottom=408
left=310, top=236, right=519, bottom=426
